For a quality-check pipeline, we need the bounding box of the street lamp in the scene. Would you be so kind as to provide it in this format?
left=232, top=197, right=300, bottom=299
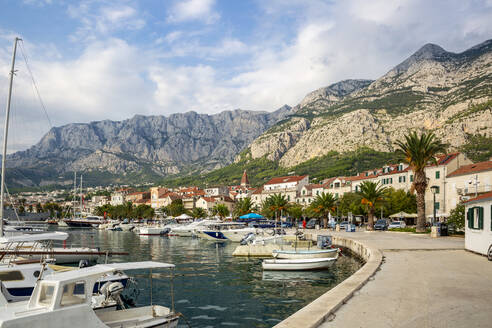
left=430, top=185, right=439, bottom=225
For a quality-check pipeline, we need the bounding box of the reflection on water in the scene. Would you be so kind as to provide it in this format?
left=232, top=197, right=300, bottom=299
left=56, top=229, right=362, bottom=328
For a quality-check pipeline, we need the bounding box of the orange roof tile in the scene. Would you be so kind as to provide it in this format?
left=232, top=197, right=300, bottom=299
left=447, top=160, right=492, bottom=177
left=464, top=191, right=492, bottom=203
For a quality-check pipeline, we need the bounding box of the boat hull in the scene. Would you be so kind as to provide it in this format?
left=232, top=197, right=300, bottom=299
left=262, top=257, right=337, bottom=271
left=221, top=228, right=256, bottom=242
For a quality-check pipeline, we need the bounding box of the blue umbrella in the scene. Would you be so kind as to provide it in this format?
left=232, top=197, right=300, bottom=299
left=239, top=213, right=263, bottom=219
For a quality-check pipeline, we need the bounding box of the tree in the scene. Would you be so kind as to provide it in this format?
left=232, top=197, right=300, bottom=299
left=233, top=197, right=254, bottom=218
left=395, top=131, right=446, bottom=232
left=338, top=192, right=364, bottom=217
left=309, top=192, right=337, bottom=228
left=211, top=204, right=230, bottom=219
left=191, top=207, right=206, bottom=219
left=385, top=188, right=417, bottom=217
left=36, top=203, right=43, bottom=213
left=287, top=204, right=304, bottom=223
left=448, top=204, right=465, bottom=231
left=358, top=181, right=387, bottom=230
left=95, top=204, right=113, bottom=218
left=134, top=204, right=155, bottom=219
left=167, top=199, right=186, bottom=217
left=264, top=194, right=289, bottom=221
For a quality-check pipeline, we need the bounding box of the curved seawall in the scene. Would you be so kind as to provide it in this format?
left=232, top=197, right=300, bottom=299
left=273, top=234, right=383, bottom=328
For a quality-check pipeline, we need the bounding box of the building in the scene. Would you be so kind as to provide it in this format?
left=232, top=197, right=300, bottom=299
left=446, top=160, right=492, bottom=212
left=255, top=175, right=309, bottom=205
left=240, top=170, right=250, bottom=187
left=464, top=191, right=492, bottom=256
left=196, top=196, right=235, bottom=214
left=205, top=186, right=229, bottom=197
left=126, top=191, right=150, bottom=204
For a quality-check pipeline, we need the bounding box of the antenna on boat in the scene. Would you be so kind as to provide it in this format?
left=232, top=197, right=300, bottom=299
left=0, top=37, right=21, bottom=237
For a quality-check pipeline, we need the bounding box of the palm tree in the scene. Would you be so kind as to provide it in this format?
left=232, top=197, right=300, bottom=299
left=233, top=197, right=254, bottom=217
left=309, top=192, right=337, bottom=228
left=395, top=131, right=446, bottom=232
left=265, top=194, right=289, bottom=222
left=211, top=204, right=230, bottom=219
left=358, top=181, right=387, bottom=230
left=191, top=207, right=206, bottom=219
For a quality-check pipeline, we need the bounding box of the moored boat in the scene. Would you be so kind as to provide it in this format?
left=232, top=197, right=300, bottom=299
left=0, top=261, right=179, bottom=328
left=262, top=255, right=338, bottom=271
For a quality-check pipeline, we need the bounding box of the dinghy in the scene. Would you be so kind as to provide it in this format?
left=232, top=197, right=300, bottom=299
left=262, top=254, right=338, bottom=271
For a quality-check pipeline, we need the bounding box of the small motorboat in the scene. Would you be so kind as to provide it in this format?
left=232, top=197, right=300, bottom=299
left=262, top=254, right=339, bottom=271
left=0, top=261, right=180, bottom=328
left=272, top=248, right=340, bottom=259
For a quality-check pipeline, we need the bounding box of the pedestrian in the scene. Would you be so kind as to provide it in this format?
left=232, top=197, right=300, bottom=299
left=302, top=219, right=306, bottom=229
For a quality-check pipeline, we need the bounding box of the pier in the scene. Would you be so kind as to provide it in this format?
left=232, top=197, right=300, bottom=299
left=276, top=230, right=492, bottom=328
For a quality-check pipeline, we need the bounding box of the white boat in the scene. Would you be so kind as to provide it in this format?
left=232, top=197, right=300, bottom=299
left=272, top=248, right=340, bottom=259
left=0, top=261, right=179, bottom=328
left=0, top=261, right=129, bottom=302
left=201, top=222, right=255, bottom=242
left=262, top=255, right=339, bottom=271
left=138, top=225, right=170, bottom=236
left=0, top=232, right=100, bottom=264
left=170, top=219, right=218, bottom=237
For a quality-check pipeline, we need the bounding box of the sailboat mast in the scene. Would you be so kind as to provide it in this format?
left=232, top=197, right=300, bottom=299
left=73, top=172, right=76, bottom=218
left=80, top=175, right=83, bottom=216
left=0, top=37, right=21, bottom=237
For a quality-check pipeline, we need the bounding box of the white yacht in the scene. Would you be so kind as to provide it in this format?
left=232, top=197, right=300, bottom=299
left=170, top=219, right=218, bottom=237
left=0, top=261, right=179, bottom=328
left=201, top=222, right=256, bottom=242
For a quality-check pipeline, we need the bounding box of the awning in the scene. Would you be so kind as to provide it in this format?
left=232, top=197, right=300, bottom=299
left=239, top=213, right=263, bottom=219
left=389, top=211, right=418, bottom=218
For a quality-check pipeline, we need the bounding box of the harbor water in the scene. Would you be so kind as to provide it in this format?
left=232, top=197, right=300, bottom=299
left=56, top=228, right=363, bottom=328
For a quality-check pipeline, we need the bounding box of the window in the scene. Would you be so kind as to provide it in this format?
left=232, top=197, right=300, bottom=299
left=434, top=202, right=440, bottom=210
left=390, top=178, right=393, bottom=184
left=467, top=206, right=484, bottom=230
left=302, top=190, right=305, bottom=195
left=60, top=281, right=86, bottom=306
left=435, top=171, right=440, bottom=179
left=435, top=186, right=440, bottom=194
left=410, top=175, right=414, bottom=182
left=38, top=283, right=55, bottom=307
left=0, top=270, right=24, bottom=281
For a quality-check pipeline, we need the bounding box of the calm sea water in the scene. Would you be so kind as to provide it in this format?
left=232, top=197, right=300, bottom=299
left=55, top=228, right=362, bottom=328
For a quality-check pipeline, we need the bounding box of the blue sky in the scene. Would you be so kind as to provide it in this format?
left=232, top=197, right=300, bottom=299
left=0, top=0, right=492, bottom=152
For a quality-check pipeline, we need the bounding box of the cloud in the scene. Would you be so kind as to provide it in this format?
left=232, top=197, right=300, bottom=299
left=167, top=0, right=220, bottom=24
left=68, top=2, right=145, bottom=42
left=2, top=0, right=492, bottom=153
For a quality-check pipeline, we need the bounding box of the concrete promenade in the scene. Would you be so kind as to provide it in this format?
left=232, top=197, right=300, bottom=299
left=312, top=230, right=492, bottom=328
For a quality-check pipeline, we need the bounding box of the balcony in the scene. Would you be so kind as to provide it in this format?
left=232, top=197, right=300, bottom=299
left=457, top=185, right=492, bottom=195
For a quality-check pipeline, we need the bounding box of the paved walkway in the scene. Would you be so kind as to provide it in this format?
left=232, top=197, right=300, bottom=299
left=310, top=230, right=492, bottom=328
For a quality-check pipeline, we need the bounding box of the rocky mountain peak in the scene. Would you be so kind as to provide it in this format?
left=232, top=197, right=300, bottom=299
left=298, top=79, right=373, bottom=108
left=392, top=43, right=453, bottom=74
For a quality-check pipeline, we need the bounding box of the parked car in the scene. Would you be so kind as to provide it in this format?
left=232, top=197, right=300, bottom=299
left=339, top=221, right=349, bottom=229
left=388, top=221, right=406, bottom=229
left=374, top=219, right=389, bottom=230
left=306, top=218, right=320, bottom=229
left=281, top=221, right=293, bottom=228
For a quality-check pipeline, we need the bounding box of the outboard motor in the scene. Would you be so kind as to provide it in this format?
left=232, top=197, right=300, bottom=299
left=160, top=227, right=171, bottom=236
left=240, top=232, right=256, bottom=245
left=78, top=259, right=90, bottom=268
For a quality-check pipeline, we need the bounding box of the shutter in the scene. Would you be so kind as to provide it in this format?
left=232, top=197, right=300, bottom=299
left=490, top=205, right=492, bottom=231
left=478, top=207, right=484, bottom=230
left=467, top=208, right=473, bottom=229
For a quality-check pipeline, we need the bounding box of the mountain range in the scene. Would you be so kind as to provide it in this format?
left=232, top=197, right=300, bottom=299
left=6, top=39, right=492, bottom=188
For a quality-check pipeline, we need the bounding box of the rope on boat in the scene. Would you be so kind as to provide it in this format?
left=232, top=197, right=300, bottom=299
left=176, top=312, right=193, bottom=328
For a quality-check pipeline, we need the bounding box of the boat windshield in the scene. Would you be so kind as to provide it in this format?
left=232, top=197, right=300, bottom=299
left=37, top=283, right=56, bottom=307
left=60, top=281, right=86, bottom=306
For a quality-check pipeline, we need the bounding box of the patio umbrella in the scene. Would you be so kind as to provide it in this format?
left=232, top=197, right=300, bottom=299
left=239, top=213, right=263, bottom=219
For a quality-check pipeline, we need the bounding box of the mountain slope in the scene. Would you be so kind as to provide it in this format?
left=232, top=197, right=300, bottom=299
left=6, top=106, right=292, bottom=186
left=246, top=39, right=492, bottom=167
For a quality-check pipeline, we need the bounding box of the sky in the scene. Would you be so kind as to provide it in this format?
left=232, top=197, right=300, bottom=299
left=0, top=0, right=491, bottom=152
